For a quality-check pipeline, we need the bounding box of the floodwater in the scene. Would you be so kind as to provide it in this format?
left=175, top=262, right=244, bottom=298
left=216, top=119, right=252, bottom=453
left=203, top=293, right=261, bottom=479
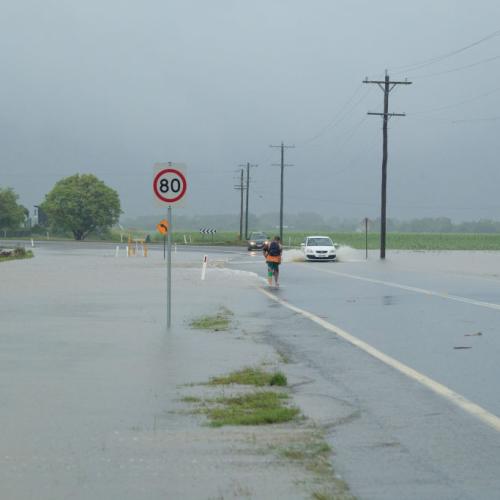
left=285, top=243, right=500, bottom=280
left=3, top=242, right=500, bottom=499
left=0, top=246, right=313, bottom=500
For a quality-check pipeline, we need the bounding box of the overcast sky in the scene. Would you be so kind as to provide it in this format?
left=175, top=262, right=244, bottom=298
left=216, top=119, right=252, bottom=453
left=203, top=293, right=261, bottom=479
left=1, top=0, right=500, bottom=223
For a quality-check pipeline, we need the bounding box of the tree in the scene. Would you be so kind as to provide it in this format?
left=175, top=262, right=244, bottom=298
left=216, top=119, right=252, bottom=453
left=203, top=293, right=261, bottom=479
left=41, top=174, right=121, bottom=240
left=0, top=187, right=27, bottom=234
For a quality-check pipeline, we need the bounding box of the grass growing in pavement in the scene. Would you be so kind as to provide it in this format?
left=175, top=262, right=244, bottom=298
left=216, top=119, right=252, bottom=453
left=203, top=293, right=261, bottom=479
left=209, top=367, right=287, bottom=387
left=275, top=432, right=355, bottom=500
left=182, top=367, right=294, bottom=426
left=280, top=440, right=331, bottom=461
left=190, top=307, right=233, bottom=331
left=312, top=491, right=354, bottom=500
left=276, top=349, right=292, bottom=364
left=180, top=396, right=202, bottom=403
left=181, top=368, right=353, bottom=498
left=205, top=391, right=299, bottom=427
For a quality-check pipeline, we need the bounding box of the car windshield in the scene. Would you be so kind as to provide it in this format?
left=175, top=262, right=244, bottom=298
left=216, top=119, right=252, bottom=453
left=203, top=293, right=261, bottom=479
left=250, top=233, right=267, bottom=240
left=307, top=237, right=333, bottom=247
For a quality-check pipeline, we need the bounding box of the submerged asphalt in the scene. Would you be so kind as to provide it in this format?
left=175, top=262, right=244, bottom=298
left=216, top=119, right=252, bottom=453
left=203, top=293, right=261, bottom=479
left=2, top=241, right=500, bottom=499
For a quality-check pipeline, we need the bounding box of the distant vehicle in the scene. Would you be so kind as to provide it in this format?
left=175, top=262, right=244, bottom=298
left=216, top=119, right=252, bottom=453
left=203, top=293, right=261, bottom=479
left=247, top=231, right=269, bottom=251
left=301, top=236, right=337, bottom=261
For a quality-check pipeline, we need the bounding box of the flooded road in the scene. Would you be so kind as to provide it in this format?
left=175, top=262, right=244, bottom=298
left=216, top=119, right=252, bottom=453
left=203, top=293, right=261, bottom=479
left=230, top=247, right=500, bottom=417
left=2, top=241, right=500, bottom=499
left=228, top=246, right=500, bottom=499
left=0, top=243, right=310, bottom=499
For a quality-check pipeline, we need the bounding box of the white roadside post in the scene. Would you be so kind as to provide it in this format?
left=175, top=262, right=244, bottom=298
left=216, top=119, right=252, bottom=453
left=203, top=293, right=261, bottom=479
left=201, top=255, right=208, bottom=280
left=153, top=162, right=188, bottom=330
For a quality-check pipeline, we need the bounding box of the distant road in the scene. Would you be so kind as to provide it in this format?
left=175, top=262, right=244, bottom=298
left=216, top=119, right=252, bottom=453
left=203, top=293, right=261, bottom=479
left=0, top=239, right=244, bottom=255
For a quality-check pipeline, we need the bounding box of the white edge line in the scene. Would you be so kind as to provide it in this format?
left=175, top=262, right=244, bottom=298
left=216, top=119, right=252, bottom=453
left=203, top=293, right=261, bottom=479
left=305, top=265, right=500, bottom=311
left=258, top=286, right=500, bottom=433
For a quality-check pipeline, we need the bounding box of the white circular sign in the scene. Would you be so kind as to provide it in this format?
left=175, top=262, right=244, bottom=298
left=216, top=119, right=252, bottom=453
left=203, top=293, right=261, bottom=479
left=153, top=168, right=187, bottom=204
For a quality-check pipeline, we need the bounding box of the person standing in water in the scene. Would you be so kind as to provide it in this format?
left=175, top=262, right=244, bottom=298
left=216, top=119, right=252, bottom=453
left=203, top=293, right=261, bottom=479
left=263, top=236, right=283, bottom=287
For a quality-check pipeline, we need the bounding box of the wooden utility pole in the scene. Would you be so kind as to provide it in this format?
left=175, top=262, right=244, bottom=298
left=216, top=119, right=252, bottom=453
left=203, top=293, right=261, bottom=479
left=239, top=168, right=244, bottom=240
left=270, top=141, right=294, bottom=241
left=239, top=162, right=257, bottom=239
left=364, top=70, right=411, bottom=259
left=245, top=162, right=250, bottom=240
left=233, top=168, right=245, bottom=240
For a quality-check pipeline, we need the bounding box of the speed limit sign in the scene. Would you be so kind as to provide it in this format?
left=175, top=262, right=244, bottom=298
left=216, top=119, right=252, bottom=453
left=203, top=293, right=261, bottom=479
left=153, top=164, right=187, bottom=205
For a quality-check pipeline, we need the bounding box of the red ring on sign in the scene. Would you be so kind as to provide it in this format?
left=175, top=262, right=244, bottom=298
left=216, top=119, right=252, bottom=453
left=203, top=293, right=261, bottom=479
left=153, top=168, right=187, bottom=203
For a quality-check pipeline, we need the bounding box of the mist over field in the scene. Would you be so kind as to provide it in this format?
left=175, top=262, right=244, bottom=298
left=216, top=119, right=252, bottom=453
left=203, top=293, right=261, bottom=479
left=1, top=1, right=499, bottom=224
left=124, top=212, right=500, bottom=234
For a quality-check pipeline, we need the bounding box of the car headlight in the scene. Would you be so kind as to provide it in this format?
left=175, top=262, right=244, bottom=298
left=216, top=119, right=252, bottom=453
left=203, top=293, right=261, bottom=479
left=249, top=241, right=255, bottom=245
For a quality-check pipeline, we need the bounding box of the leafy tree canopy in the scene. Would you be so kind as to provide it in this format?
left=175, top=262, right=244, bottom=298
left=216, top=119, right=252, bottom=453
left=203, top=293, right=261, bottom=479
left=0, top=187, right=27, bottom=231
left=41, top=174, right=121, bottom=240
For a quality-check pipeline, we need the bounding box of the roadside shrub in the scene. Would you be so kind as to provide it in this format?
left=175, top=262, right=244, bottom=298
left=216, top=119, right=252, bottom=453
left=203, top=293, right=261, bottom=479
left=13, top=247, right=27, bottom=257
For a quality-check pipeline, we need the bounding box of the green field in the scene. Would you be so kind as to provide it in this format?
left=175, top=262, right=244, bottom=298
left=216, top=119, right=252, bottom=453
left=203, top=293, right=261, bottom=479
left=289, top=232, right=500, bottom=251
left=111, top=229, right=500, bottom=251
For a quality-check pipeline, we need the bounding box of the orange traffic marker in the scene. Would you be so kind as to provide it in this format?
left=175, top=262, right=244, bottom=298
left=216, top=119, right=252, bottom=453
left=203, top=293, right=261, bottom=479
left=157, top=219, right=169, bottom=234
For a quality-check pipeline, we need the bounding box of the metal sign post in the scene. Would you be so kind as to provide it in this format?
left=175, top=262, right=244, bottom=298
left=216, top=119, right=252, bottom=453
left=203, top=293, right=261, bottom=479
left=153, top=163, right=187, bottom=330
left=167, top=205, right=172, bottom=328
left=156, top=219, right=169, bottom=261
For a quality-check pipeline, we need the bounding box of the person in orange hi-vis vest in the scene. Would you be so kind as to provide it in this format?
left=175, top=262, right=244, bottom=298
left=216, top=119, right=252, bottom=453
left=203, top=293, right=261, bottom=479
left=263, top=236, right=282, bottom=287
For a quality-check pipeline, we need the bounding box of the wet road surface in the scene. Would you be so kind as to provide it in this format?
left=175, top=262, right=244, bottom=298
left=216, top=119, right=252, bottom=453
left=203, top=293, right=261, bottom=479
left=3, top=240, right=500, bottom=498
left=228, top=248, right=500, bottom=419
left=0, top=242, right=315, bottom=499
left=225, top=247, right=500, bottom=499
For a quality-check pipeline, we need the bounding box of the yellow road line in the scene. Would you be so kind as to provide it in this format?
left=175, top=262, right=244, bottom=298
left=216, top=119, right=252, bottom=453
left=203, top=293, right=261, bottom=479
left=258, top=286, right=500, bottom=433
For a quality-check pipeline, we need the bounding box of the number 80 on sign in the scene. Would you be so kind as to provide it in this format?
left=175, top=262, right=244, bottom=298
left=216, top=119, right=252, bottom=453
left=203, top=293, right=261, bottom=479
left=153, top=167, right=187, bottom=204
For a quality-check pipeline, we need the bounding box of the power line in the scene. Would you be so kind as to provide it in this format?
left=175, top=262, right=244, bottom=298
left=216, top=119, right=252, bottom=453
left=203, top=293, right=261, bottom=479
left=328, top=115, right=369, bottom=156
left=298, top=85, right=371, bottom=146
left=413, top=54, right=500, bottom=79
left=453, top=116, right=500, bottom=123
left=390, top=27, right=500, bottom=74
left=298, top=83, right=362, bottom=145
left=409, top=83, right=500, bottom=116
left=256, top=192, right=500, bottom=212
left=327, top=132, right=380, bottom=177
left=255, top=127, right=379, bottom=187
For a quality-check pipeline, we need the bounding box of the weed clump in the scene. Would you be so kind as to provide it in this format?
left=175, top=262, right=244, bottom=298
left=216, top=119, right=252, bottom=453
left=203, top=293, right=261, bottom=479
left=269, top=372, right=287, bottom=386
left=190, top=308, right=232, bottom=331
left=209, top=367, right=287, bottom=387
left=180, top=396, right=202, bottom=403
left=206, top=391, right=299, bottom=427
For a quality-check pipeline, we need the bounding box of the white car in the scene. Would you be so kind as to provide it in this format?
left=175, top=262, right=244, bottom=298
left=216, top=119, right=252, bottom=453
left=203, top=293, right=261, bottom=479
left=301, top=236, right=337, bottom=261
